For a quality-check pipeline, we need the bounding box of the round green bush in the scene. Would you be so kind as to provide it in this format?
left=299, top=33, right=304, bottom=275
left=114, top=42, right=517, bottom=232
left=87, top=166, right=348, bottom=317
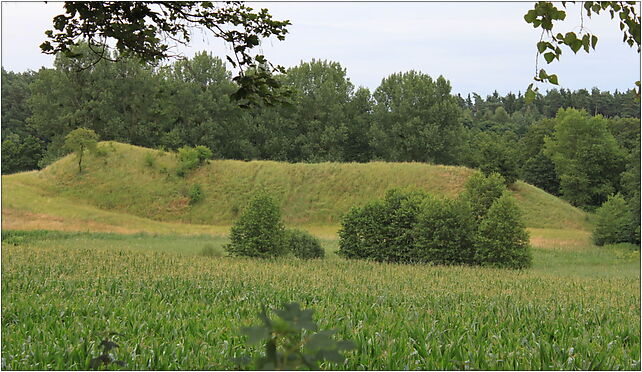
left=592, top=193, right=636, bottom=246
left=337, top=201, right=387, bottom=261
left=475, top=192, right=532, bottom=269
left=284, top=229, right=324, bottom=259
left=225, top=193, right=286, bottom=258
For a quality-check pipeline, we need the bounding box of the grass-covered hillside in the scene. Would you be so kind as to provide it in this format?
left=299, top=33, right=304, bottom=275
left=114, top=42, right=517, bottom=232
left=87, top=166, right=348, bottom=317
left=2, top=141, right=590, bottom=234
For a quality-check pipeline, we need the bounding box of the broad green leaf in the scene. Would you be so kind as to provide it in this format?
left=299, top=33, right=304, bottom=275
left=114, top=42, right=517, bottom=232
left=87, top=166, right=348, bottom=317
left=524, top=10, right=537, bottom=23
left=564, top=32, right=577, bottom=44
left=525, top=85, right=537, bottom=104
left=241, top=326, right=270, bottom=344
left=548, top=74, right=559, bottom=85
left=570, top=40, right=582, bottom=53
left=582, top=34, right=590, bottom=52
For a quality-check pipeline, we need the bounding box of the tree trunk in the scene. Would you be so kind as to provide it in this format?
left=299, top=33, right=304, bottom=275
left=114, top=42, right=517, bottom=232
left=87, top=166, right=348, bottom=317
left=78, top=145, right=84, bottom=173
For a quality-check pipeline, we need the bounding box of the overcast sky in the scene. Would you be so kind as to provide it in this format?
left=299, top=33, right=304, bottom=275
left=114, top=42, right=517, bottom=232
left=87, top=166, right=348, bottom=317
left=1, top=1, right=639, bottom=96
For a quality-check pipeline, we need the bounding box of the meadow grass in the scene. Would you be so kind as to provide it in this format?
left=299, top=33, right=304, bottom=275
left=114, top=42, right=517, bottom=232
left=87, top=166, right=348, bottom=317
left=1, top=230, right=639, bottom=370
left=1, top=173, right=229, bottom=236
left=3, top=141, right=590, bottom=231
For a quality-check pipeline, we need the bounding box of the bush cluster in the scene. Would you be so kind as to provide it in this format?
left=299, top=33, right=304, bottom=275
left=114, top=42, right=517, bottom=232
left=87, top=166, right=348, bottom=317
left=337, top=172, right=532, bottom=269
left=338, top=189, right=426, bottom=263
left=225, top=194, right=325, bottom=259
left=176, top=145, right=213, bottom=177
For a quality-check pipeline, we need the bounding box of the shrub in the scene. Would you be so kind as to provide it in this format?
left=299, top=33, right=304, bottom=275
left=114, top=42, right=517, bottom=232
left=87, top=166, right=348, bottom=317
left=592, top=194, right=636, bottom=246
left=284, top=229, right=324, bottom=259
left=338, top=189, right=428, bottom=263
left=413, top=197, right=477, bottom=265
left=1, top=134, right=44, bottom=174
left=225, top=193, right=286, bottom=258
left=475, top=192, right=532, bottom=269
left=188, top=184, right=204, bottom=205
left=337, top=200, right=387, bottom=261
left=176, top=145, right=213, bottom=177
left=143, top=153, right=156, bottom=168
left=459, top=172, right=506, bottom=221
left=194, top=145, right=213, bottom=163
left=340, top=185, right=531, bottom=269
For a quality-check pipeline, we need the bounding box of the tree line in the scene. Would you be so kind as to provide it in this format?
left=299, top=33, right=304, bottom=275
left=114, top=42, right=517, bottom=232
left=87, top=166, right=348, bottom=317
left=2, top=46, right=639, bottom=216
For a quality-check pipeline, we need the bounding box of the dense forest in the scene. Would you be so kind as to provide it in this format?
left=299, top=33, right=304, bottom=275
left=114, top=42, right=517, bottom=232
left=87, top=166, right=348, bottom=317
left=2, top=47, right=640, bottom=219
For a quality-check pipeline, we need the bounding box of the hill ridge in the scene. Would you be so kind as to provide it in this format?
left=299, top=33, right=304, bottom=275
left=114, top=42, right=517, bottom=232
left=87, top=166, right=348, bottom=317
left=3, top=141, right=590, bottom=231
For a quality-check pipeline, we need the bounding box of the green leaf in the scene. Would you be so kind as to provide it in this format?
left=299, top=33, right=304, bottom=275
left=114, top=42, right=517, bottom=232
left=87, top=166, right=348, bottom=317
left=524, top=10, right=537, bottom=23
left=525, top=85, right=537, bottom=105
left=544, top=52, right=556, bottom=63
left=548, top=74, right=559, bottom=85
left=306, top=331, right=336, bottom=351
left=582, top=34, right=590, bottom=52
left=563, top=32, right=577, bottom=44
left=570, top=40, right=582, bottom=53
left=242, top=326, right=270, bottom=344
left=318, top=350, right=345, bottom=364
left=554, top=9, right=566, bottom=20
left=336, top=340, right=356, bottom=351
left=591, top=35, right=598, bottom=48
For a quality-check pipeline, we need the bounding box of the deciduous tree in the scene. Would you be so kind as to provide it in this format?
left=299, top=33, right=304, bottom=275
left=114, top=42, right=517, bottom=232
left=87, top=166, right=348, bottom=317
left=544, top=108, right=626, bottom=208
left=64, top=127, right=99, bottom=173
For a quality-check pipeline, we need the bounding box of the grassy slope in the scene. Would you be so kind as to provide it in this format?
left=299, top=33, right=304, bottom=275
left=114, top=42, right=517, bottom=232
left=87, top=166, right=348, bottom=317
left=2, top=141, right=590, bottom=236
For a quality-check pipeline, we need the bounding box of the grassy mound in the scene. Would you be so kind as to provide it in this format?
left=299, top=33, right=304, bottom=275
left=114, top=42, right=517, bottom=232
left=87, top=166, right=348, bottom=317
left=2, top=141, right=590, bottom=232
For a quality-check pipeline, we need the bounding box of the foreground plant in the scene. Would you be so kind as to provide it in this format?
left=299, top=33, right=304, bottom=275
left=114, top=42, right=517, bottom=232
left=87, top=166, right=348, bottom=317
left=237, top=302, right=355, bottom=370
left=89, top=333, right=125, bottom=370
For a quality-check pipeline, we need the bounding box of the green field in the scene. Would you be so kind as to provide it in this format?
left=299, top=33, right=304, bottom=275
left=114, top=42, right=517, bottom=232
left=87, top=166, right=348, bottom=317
left=2, top=230, right=639, bottom=370
left=1, top=142, right=640, bottom=370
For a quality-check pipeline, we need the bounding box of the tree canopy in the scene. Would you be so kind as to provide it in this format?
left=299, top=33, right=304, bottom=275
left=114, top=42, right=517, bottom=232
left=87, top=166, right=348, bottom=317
left=41, top=1, right=291, bottom=106
left=64, top=127, right=99, bottom=173
left=544, top=108, right=626, bottom=208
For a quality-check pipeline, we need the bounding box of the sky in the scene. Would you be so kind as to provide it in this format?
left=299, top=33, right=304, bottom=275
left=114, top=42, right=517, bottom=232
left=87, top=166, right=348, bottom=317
left=1, top=1, right=640, bottom=97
